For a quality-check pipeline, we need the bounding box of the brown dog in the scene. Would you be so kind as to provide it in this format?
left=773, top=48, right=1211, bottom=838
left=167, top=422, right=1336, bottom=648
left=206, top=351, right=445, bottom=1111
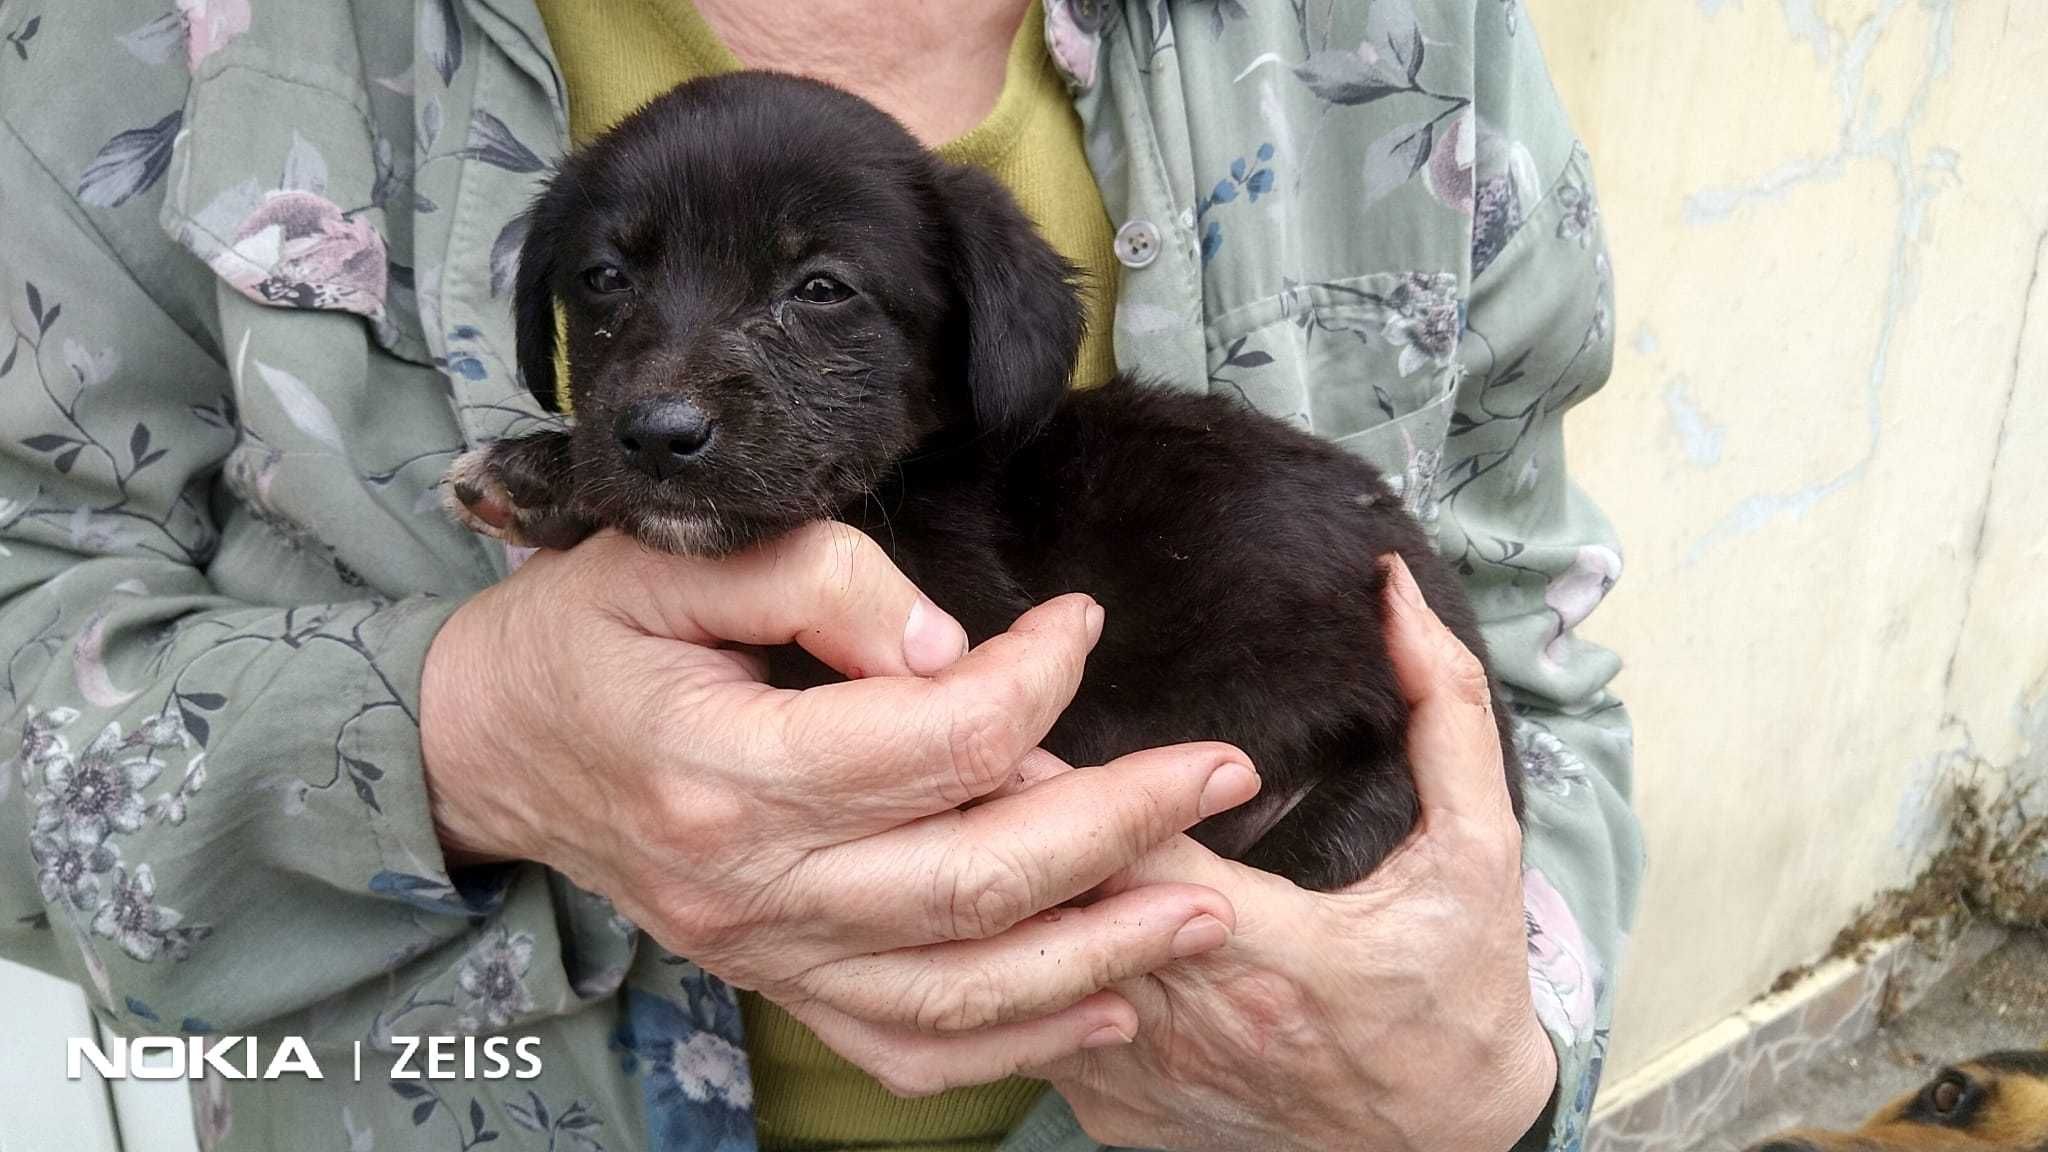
left=1747, top=1050, right=2048, bottom=1151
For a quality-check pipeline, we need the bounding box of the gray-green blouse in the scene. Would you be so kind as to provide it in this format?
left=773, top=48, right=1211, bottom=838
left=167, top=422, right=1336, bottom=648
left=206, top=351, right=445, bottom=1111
left=0, top=2, right=1641, bottom=1150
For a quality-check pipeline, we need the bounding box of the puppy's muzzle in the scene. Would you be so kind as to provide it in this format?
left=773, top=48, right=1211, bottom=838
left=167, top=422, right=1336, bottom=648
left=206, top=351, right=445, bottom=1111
left=615, top=397, right=714, bottom=481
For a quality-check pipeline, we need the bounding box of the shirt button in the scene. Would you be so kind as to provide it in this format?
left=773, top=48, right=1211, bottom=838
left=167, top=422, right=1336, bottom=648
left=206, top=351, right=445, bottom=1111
left=1114, top=220, right=1161, bottom=269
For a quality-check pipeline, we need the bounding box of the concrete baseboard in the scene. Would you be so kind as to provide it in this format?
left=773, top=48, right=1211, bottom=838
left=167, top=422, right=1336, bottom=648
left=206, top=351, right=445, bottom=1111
left=1586, top=922, right=2006, bottom=1152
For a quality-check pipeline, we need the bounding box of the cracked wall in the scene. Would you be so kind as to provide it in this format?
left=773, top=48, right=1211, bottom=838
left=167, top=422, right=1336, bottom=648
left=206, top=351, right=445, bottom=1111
left=1526, top=0, right=2048, bottom=1079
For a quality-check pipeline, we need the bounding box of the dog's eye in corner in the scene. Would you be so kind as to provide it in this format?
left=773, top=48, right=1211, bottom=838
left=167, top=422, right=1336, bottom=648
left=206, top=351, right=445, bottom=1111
left=581, top=265, right=631, bottom=296
left=1930, top=1075, right=1966, bottom=1113
left=792, top=275, right=854, bottom=305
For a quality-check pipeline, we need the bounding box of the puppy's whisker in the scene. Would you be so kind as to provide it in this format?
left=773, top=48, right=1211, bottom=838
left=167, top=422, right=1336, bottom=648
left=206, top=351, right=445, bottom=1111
left=863, top=486, right=899, bottom=556
left=736, top=462, right=776, bottom=501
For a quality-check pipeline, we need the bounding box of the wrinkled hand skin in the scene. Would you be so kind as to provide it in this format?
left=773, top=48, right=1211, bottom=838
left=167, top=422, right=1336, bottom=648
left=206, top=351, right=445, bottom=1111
left=418, top=523, right=1268, bottom=1094
left=1029, top=558, right=1558, bottom=1152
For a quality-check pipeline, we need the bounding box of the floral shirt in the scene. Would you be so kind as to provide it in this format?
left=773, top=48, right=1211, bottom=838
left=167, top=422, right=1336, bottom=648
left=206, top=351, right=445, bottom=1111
left=0, top=2, right=1641, bottom=1151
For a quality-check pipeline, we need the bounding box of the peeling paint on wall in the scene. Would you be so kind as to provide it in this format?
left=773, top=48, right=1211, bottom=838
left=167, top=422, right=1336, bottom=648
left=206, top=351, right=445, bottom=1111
left=1662, top=378, right=1725, bottom=467
left=1680, top=1, right=1960, bottom=566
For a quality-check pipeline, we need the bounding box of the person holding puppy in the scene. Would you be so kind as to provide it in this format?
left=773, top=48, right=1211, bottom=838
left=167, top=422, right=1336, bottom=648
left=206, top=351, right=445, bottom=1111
left=0, top=2, right=1639, bottom=1151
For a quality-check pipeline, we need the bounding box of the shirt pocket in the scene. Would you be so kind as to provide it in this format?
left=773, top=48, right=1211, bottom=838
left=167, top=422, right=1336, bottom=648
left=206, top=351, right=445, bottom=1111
left=1330, top=392, right=1454, bottom=531
left=1204, top=273, right=1461, bottom=524
left=160, top=52, right=430, bottom=365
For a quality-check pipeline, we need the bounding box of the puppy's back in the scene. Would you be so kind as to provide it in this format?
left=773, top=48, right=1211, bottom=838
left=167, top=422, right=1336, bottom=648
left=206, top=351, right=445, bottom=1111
left=967, top=377, right=1520, bottom=884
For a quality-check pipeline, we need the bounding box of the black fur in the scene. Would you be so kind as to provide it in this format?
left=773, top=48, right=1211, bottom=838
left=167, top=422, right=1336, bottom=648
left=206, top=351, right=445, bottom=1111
left=467, top=71, right=1522, bottom=890
left=1976, top=1052, right=2048, bottom=1079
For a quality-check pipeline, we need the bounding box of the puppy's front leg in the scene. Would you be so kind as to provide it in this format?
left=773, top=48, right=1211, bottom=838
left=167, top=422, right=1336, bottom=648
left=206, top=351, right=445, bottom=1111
left=443, top=431, right=595, bottom=550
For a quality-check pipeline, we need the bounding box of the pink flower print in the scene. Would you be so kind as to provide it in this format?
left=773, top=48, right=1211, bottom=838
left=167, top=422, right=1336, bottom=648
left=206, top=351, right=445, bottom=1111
left=1542, top=544, right=1621, bottom=670
left=1525, top=866, right=1598, bottom=1043
left=177, top=0, right=250, bottom=72
left=1044, top=0, right=1101, bottom=90
left=215, top=191, right=388, bottom=319
left=1424, top=109, right=1475, bottom=215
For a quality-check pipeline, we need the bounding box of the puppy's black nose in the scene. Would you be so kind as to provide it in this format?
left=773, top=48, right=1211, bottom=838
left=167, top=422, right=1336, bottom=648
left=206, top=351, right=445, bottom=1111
left=614, top=398, right=713, bottom=480
left=1748, top=1141, right=1822, bottom=1152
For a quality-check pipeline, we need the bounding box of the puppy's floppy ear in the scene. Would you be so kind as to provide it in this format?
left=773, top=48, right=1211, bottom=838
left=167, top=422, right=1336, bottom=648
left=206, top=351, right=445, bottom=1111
left=935, top=165, right=1084, bottom=448
left=511, top=203, right=563, bottom=414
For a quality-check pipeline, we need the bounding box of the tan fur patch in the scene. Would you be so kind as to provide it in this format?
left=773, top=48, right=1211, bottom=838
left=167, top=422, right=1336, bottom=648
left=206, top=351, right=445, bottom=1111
left=1748, top=1053, right=2048, bottom=1151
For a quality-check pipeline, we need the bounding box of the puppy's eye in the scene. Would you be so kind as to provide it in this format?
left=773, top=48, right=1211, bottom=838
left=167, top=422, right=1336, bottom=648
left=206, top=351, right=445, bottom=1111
left=1929, top=1075, right=1967, bottom=1114
left=582, top=265, right=631, bottom=295
left=793, top=275, right=853, bottom=305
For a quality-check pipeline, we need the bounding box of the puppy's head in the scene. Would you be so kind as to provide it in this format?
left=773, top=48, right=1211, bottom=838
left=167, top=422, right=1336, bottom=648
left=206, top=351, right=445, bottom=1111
left=507, top=71, right=1082, bottom=554
left=1745, top=1050, right=2048, bottom=1152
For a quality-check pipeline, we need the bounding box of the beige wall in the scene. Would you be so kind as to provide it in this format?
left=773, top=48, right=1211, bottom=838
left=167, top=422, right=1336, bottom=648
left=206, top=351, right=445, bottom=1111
left=1524, top=0, right=2048, bottom=1079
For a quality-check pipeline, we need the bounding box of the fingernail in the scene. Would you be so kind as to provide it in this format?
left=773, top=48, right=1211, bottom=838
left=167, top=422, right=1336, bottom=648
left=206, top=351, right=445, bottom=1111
left=1083, top=1024, right=1133, bottom=1049
left=1384, top=554, right=1426, bottom=613
left=1084, top=600, right=1105, bottom=644
left=1198, top=762, right=1260, bottom=818
left=903, top=595, right=969, bottom=675
left=1170, top=914, right=1230, bottom=958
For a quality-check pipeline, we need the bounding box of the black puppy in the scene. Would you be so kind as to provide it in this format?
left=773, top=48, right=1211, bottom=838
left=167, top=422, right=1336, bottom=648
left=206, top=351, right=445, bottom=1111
left=446, top=71, right=1521, bottom=890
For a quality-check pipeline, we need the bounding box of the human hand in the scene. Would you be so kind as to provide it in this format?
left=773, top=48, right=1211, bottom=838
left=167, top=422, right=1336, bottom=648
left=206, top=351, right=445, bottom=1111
left=1036, top=555, right=1556, bottom=1151
left=419, top=523, right=1262, bottom=1091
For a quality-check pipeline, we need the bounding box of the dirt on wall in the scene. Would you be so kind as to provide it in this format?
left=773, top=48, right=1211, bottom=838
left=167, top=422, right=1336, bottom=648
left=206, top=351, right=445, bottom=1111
left=1769, top=781, right=2047, bottom=997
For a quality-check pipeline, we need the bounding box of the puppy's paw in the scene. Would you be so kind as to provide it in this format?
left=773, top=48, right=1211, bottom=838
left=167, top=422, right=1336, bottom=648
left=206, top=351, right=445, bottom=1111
left=441, top=433, right=594, bottom=551
left=443, top=449, right=521, bottom=539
